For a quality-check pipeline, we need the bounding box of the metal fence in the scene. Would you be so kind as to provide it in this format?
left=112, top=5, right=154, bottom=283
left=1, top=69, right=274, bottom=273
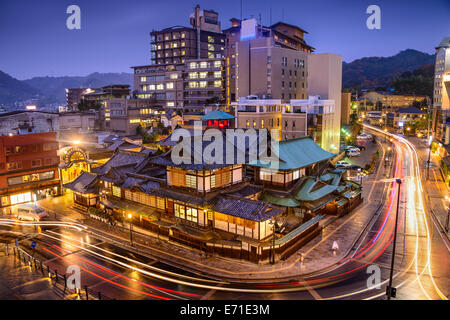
left=1, top=243, right=115, bottom=300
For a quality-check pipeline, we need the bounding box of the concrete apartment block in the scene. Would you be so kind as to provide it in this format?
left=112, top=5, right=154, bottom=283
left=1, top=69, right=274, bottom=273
left=308, top=53, right=343, bottom=151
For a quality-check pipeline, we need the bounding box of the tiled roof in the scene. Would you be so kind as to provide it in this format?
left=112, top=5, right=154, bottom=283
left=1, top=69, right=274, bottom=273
left=212, top=197, right=284, bottom=222
left=150, top=188, right=206, bottom=206
left=396, top=106, right=426, bottom=114
left=228, top=185, right=263, bottom=198
left=253, top=136, right=335, bottom=170
left=261, top=192, right=300, bottom=207
left=200, top=110, right=235, bottom=120
left=153, top=129, right=276, bottom=170
left=92, top=150, right=148, bottom=175
left=63, top=171, right=99, bottom=193
left=295, top=177, right=339, bottom=201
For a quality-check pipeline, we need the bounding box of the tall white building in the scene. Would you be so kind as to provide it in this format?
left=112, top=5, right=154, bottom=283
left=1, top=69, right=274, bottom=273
left=307, top=53, right=342, bottom=152
left=433, top=37, right=450, bottom=144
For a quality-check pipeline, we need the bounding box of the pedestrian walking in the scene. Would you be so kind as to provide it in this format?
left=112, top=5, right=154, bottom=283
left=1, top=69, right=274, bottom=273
left=332, top=241, right=339, bottom=256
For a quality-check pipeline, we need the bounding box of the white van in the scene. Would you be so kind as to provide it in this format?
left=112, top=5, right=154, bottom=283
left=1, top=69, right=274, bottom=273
left=12, top=204, right=48, bottom=221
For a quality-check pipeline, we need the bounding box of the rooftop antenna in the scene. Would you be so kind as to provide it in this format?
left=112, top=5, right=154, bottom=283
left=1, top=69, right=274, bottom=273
left=240, top=0, right=243, bottom=21
left=270, top=7, right=272, bottom=25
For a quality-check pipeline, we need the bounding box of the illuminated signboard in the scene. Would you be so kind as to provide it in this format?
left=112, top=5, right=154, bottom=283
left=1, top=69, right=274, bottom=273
left=240, top=18, right=257, bottom=40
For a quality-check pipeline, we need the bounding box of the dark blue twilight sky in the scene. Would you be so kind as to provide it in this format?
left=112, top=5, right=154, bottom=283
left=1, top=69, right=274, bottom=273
left=0, top=0, right=449, bottom=80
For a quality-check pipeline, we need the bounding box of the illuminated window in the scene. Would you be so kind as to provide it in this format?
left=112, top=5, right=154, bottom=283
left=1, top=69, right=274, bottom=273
left=214, top=60, right=221, bottom=68
left=186, top=207, right=198, bottom=222
left=189, top=72, right=198, bottom=79
left=140, top=76, right=146, bottom=82
left=167, top=102, right=175, bottom=107
left=214, top=71, right=221, bottom=78
left=156, top=84, right=164, bottom=90
left=129, top=119, right=141, bottom=123
left=189, top=62, right=197, bottom=69
left=112, top=186, right=121, bottom=197
left=199, top=72, right=207, bottom=78
left=148, top=84, right=155, bottom=90
left=181, top=32, right=185, bottom=38
left=7, top=162, right=22, bottom=171
left=200, top=61, right=208, bottom=69
left=186, top=175, right=196, bottom=188
left=169, top=73, right=178, bottom=79
left=181, top=50, right=185, bottom=56
left=189, top=82, right=198, bottom=88
left=214, top=80, right=221, bottom=87
left=208, top=52, right=215, bottom=59
left=166, top=82, right=174, bottom=89
left=181, top=41, right=185, bottom=47
left=199, top=81, right=207, bottom=88
left=208, top=36, right=214, bottom=43
left=208, top=44, right=214, bottom=51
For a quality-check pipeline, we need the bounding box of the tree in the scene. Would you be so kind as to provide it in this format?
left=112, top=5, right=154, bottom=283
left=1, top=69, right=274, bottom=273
left=77, top=100, right=101, bottom=111
left=350, top=113, right=358, bottom=125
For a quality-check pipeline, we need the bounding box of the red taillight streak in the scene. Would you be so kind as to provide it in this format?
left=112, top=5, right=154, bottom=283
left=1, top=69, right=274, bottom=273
left=42, top=247, right=173, bottom=300
left=47, top=243, right=201, bottom=298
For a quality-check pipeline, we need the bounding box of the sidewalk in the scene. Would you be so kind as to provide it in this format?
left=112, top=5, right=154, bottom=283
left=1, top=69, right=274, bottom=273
left=0, top=246, right=67, bottom=300
left=36, top=146, right=388, bottom=282
left=409, top=137, right=449, bottom=236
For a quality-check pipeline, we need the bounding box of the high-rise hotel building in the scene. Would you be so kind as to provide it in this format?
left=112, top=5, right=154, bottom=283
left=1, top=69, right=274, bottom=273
left=433, top=37, right=450, bottom=144
left=224, top=19, right=314, bottom=102
left=150, top=5, right=225, bottom=65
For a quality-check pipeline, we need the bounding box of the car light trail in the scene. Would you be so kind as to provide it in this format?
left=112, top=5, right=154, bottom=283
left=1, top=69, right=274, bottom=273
left=45, top=230, right=226, bottom=286
left=45, top=242, right=202, bottom=299
left=0, top=219, right=87, bottom=231
left=41, top=246, right=174, bottom=300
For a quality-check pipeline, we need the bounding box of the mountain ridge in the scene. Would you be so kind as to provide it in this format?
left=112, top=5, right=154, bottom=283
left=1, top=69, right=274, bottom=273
left=342, top=49, right=435, bottom=89
left=0, top=49, right=436, bottom=106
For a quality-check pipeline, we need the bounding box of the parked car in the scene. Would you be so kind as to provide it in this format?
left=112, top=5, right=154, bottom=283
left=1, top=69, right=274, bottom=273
left=351, top=144, right=366, bottom=151
left=347, top=147, right=361, bottom=152
left=335, top=161, right=352, bottom=168
left=357, top=133, right=372, bottom=140
left=349, top=164, right=361, bottom=170
left=12, top=204, right=48, bottom=221
left=347, top=150, right=361, bottom=157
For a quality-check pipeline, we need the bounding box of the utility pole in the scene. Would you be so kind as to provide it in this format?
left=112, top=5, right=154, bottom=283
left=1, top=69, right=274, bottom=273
left=387, top=178, right=402, bottom=300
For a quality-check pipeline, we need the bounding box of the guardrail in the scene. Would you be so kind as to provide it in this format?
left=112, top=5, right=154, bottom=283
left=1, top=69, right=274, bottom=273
left=1, top=243, right=115, bottom=300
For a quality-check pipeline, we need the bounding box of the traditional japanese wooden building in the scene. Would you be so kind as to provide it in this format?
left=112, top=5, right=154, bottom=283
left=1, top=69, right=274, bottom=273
left=64, top=129, right=362, bottom=263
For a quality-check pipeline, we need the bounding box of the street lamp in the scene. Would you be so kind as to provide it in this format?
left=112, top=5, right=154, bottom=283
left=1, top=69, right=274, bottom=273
left=128, top=213, right=133, bottom=246
left=387, top=178, right=402, bottom=300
